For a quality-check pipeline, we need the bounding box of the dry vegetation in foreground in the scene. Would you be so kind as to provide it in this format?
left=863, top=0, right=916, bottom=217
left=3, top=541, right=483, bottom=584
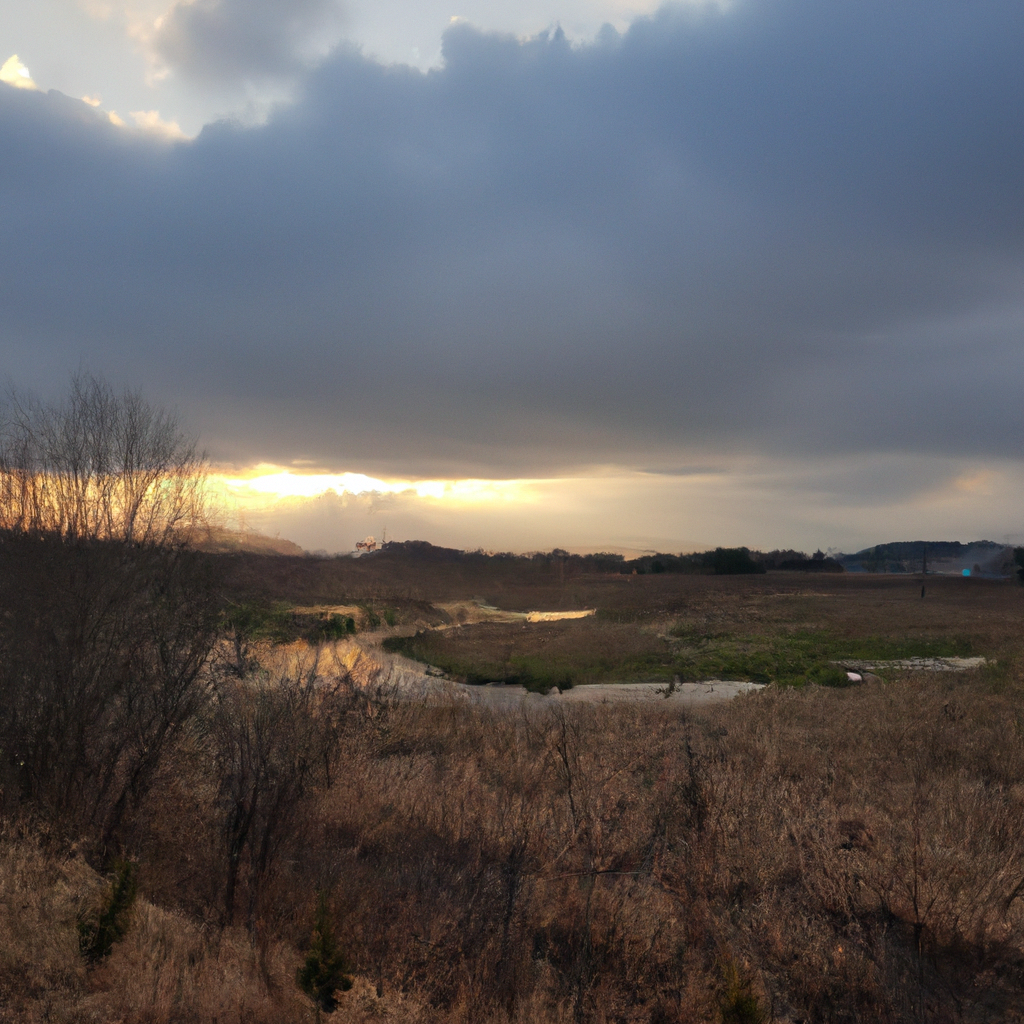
left=5, top=651, right=1024, bottom=1023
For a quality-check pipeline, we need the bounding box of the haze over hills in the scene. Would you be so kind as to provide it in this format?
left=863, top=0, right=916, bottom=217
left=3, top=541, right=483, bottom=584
left=193, top=526, right=306, bottom=557
left=837, top=540, right=1016, bottom=577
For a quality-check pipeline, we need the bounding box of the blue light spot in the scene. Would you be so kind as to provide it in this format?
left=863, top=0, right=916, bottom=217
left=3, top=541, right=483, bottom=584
left=962, top=568, right=971, bottom=577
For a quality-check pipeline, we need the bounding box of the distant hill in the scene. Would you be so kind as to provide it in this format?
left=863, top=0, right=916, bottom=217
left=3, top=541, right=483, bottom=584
left=195, top=534, right=1017, bottom=578
left=837, top=540, right=1015, bottom=577
left=193, top=526, right=306, bottom=556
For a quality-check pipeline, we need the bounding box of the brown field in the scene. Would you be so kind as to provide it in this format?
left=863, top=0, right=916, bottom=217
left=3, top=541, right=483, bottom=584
left=219, top=550, right=1023, bottom=641
left=5, top=546, right=1024, bottom=1023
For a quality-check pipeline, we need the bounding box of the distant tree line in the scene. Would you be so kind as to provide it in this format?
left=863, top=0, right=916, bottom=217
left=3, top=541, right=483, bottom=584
left=371, top=540, right=847, bottom=575
left=756, top=549, right=844, bottom=573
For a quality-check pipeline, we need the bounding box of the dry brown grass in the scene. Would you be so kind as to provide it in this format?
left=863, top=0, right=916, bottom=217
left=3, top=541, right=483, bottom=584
left=0, top=827, right=94, bottom=1021
left=217, top=550, right=1024, bottom=642
left=247, top=669, right=1024, bottom=1022
left=8, top=671, right=1024, bottom=1022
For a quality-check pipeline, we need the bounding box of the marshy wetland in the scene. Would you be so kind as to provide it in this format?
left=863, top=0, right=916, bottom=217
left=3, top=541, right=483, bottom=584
left=221, top=549, right=1013, bottom=693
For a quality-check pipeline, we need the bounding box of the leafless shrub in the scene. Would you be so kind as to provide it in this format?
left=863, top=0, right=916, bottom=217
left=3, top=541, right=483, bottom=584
left=208, top=651, right=351, bottom=934
left=0, top=378, right=219, bottom=855
left=0, top=535, right=220, bottom=850
left=0, top=374, right=206, bottom=546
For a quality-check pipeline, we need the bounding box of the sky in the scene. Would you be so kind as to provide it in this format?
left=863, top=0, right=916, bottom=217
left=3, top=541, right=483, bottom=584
left=2, top=0, right=1024, bottom=554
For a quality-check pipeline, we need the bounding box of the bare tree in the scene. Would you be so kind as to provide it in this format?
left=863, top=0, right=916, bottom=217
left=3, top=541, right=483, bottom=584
left=0, top=376, right=218, bottom=856
left=0, top=374, right=207, bottom=545
left=0, top=533, right=220, bottom=850
left=210, top=652, right=348, bottom=933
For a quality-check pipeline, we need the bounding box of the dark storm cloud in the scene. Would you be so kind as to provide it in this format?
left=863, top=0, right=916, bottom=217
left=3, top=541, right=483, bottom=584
left=2, top=0, right=1023, bottom=475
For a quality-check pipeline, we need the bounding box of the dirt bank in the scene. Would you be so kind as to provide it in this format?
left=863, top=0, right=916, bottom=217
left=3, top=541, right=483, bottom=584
left=463, top=679, right=766, bottom=706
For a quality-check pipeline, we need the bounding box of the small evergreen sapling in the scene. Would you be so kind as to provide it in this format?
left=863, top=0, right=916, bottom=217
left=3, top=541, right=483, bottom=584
left=78, top=859, right=138, bottom=963
left=719, top=959, right=768, bottom=1024
left=297, top=891, right=353, bottom=1014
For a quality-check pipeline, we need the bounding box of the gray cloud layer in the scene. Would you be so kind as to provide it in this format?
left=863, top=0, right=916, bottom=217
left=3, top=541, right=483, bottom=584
left=3, top=0, right=1023, bottom=476
left=153, top=0, right=346, bottom=87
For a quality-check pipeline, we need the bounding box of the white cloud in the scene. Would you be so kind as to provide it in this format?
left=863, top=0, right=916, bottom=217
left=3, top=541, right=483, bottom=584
left=0, top=54, right=39, bottom=90
left=129, top=107, right=189, bottom=138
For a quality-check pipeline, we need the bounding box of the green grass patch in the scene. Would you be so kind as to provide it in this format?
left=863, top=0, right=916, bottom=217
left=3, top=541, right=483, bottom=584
left=307, top=613, right=356, bottom=643
left=222, top=600, right=299, bottom=644
left=385, top=625, right=978, bottom=692
left=382, top=633, right=672, bottom=692
left=668, top=627, right=974, bottom=686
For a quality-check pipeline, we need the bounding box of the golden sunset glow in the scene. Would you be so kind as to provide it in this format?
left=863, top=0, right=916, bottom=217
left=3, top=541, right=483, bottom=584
left=951, top=470, right=996, bottom=495
left=210, top=465, right=540, bottom=508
